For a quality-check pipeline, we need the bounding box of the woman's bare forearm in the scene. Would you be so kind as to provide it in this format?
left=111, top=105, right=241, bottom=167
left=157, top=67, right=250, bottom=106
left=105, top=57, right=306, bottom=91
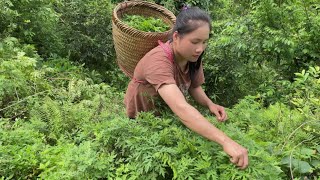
left=159, top=84, right=231, bottom=146
left=189, top=86, right=214, bottom=107
left=171, top=101, right=231, bottom=146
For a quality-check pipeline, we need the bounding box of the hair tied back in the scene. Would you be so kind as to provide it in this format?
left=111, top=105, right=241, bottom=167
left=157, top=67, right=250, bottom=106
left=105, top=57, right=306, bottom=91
left=181, top=4, right=190, bottom=11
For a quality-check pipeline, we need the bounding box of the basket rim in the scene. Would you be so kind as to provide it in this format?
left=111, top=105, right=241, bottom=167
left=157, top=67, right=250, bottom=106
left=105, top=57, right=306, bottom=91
left=112, top=0, right=176, bottom=37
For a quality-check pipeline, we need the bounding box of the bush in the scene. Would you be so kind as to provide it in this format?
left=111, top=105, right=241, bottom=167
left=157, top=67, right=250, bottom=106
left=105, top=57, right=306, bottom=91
left=0, top=37, right=98, bottom=119
left=0, top=0, right=116, bottom=82
left=54, top=0, right=115, bottom=69
left=0, top=0, right=65, bottom=57
left=0, top=37, right=52, bottom=118
left=203, top=0, right=320, bottom=107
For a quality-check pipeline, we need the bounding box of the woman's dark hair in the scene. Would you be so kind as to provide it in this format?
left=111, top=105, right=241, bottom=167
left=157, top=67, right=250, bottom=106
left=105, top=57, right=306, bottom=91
left=171, top=6, right=212, bottom=82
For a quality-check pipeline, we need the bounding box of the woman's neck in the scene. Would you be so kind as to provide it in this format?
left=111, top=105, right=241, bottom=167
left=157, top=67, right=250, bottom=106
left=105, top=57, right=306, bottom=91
left=171, top=43, right=188, bottom=71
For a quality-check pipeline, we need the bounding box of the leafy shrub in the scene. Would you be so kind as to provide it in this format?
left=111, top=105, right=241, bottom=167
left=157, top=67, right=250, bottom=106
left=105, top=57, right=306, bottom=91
left=0, top=0, right=117, bottom=83
left=203, top=0, right=320, bottom=106
left=53, top=0, right=115, bottom=69
left=0, top=0, right=64, bottom=58
left=257, top=65, right=320, bottom=109
left=0, top=120, right=46, bottom=178
left=227, top=64, right=320, bottom=178
left=0, top=0, right=18, bottom=37
left=228, top=97, right=320, bottom=179
left=0, top=37, right=53, bottom=119
left=0, top=49, right=125, bottom=178
left=0, top=37, right=94, bottom=119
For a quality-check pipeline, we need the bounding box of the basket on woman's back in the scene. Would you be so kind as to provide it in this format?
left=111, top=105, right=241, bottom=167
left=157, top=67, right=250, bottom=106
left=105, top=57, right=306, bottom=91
left=112, top=0, right=176, bottom=78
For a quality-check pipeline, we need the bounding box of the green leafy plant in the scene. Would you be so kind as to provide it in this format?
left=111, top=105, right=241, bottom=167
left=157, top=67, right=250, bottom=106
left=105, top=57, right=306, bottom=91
left=203, top=0, right=320, bottom=107
left=122, top=14, right=170, bottom=32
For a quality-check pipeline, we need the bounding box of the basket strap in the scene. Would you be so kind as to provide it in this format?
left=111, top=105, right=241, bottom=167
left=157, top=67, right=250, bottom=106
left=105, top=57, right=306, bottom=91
left=158, top=40, right=174, bottom=64
left=134, top=78, right=146, bottom=84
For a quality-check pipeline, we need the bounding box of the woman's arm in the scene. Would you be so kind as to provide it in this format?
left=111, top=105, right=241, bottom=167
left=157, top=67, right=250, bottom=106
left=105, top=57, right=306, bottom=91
left=189, top=86, right=227, bottom=122
left=158, top=84, right=248, bottom=169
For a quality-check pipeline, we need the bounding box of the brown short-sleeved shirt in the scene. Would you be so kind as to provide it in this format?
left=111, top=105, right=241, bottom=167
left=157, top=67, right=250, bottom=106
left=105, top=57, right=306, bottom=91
left=124, top=41, right=205, bottom=118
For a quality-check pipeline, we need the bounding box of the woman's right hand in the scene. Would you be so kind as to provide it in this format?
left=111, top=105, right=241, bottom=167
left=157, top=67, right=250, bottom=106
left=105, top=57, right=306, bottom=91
left=222, top=139, right=249, bottom=169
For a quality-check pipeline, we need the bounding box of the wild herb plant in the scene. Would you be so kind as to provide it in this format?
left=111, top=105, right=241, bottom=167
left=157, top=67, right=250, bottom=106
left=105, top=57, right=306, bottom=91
left=122, top=14, right=170, bottom=32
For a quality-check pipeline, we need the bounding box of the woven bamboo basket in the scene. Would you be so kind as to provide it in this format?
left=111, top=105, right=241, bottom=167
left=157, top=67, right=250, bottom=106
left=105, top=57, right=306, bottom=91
left=112, top=0, right=176, bottom=78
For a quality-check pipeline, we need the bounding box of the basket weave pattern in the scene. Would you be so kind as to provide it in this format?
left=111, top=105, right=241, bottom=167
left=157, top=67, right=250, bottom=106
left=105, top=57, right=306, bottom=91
left=112, top=1, right=176, bottom=78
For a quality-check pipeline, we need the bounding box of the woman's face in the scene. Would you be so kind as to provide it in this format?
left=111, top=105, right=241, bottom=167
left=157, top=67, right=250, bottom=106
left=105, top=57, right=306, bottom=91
left=173, top=22, right=210, bottom=62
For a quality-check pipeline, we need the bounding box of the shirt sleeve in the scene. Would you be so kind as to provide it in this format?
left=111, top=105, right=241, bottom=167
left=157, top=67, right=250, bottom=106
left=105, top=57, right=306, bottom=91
left=190, top=62, right=205, bottom=88
left=143, top=54, right=176, bottom=92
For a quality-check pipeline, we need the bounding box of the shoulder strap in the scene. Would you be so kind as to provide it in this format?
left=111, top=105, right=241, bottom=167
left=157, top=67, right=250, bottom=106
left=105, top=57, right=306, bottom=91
left=158, top=40, right=174, bottom=64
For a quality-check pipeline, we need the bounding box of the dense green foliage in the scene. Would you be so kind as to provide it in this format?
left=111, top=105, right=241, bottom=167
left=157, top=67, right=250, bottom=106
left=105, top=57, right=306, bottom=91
left=0, top=0, right=116, bottom=71
left=1, top=36, right=319, bottom=179
left=204, top=0, right=320, bottom=106
left=122, top=15, right=170, bottom=32
left=0, top=0, right=319, bottom=179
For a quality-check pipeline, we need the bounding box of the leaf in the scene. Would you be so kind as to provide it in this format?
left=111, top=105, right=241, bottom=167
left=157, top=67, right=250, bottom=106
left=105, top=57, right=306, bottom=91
left=39, top=161, right=51, bottom=170
left=281, top=156, right=293, bottom=165
left=316, top=145, right=320, bottom=153
left=300, top=148, right=315, bottom=157
left=292, top=160, right=313, bottom=174
left=311, top=160, right=320, bottom=168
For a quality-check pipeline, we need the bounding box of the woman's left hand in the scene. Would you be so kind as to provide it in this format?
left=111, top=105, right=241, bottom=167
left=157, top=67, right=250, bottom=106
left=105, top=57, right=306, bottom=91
left=208, top=103, right=227, bottom=122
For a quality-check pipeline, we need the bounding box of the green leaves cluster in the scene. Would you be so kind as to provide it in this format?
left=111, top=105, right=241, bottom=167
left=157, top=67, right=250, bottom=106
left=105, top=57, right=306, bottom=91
left=203, top=0, right=320, bottom=106
left=122, top=15, right=170, bottom=32
left=227, top=98, right=320, bottom=178
left=54, top=0, right=115, bottom=69
left=0, top=37, right=97, bottom=119
left=226, top=67, right=320, bottom=178
left=0, top=0, right=64, bottom=57
left=0, top=0, right=116, bottom=75
left=0, top=37, right=50, bottom=118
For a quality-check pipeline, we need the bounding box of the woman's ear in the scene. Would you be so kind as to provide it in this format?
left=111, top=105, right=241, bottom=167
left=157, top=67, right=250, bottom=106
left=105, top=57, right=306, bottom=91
left=172, top=31, right=179, bottom=41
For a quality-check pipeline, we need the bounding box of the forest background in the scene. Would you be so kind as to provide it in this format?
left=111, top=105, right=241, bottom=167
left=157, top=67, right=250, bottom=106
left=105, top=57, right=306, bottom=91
left=0, top=0, right=319, bottom=179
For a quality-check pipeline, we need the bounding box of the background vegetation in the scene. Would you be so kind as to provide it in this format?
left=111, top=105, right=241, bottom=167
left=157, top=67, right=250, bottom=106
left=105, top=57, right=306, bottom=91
left=0, top=0, right=319, bottom=179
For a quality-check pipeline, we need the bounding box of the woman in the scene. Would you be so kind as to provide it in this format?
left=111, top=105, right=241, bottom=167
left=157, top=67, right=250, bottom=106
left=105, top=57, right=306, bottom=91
left=124, top=6, right=248, bottom=169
